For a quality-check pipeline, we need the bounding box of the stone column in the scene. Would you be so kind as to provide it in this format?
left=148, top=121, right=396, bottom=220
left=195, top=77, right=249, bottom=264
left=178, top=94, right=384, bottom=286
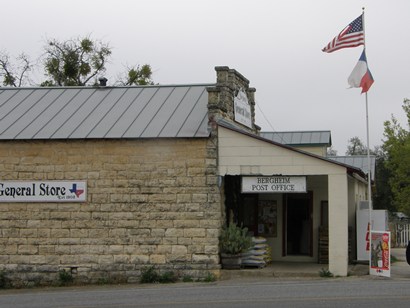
left=328, top=173, right=349, bottom=276
left=207, top=66, right=259, bottom=135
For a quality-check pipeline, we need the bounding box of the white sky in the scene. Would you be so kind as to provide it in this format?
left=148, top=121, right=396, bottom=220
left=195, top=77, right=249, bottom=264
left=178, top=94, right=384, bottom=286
left=3, top=0, right=409, bottom=153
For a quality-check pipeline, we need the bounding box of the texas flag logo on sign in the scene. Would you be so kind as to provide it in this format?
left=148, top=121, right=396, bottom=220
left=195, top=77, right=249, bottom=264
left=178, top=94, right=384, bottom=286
left=69, top=183, right=85, bottom=198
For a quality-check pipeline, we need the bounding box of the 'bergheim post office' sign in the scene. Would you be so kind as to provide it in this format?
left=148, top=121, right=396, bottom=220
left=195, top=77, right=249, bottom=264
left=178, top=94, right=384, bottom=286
left=0, top=181, right=87, bottom=202
left=242, top=176, right=306, bottom=193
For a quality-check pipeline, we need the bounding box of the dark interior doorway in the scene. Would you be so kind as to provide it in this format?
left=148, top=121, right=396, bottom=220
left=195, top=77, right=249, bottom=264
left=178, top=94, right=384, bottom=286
left=283, top=193, right=313, bottom=256
left=224, top=175, right=259, bottom=235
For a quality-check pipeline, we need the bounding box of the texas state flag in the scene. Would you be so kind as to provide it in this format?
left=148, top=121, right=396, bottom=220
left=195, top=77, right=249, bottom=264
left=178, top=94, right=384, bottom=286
left=347, top=49, right=374, bottom=93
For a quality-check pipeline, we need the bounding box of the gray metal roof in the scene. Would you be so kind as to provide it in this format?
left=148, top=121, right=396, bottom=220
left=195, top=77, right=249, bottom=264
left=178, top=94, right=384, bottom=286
left=328, top=155, right=376, bottom=180
left=260, top=131, right=332, bottom=146
left=0, top=85, right=213, bottom=140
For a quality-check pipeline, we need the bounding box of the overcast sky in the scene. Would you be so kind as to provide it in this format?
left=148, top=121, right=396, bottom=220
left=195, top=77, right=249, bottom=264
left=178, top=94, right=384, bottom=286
left=3, top=0, right=409, bottom=153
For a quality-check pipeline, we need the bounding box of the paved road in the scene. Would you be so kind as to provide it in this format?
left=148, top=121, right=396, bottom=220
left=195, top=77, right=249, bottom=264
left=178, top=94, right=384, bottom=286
left=0, top=249, right=409, bottom=308
left=1, top=276, right=410, bottom=308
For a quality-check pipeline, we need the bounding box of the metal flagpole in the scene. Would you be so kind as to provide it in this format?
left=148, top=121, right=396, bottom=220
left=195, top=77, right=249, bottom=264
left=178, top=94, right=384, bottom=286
left=365, top=92, right=372, bottom=228
left=362, top=7, right=373, bottom=264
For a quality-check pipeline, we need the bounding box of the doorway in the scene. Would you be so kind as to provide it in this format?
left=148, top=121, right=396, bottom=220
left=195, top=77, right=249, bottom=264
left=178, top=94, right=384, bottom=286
left=283, top=193, right=313, bottom=256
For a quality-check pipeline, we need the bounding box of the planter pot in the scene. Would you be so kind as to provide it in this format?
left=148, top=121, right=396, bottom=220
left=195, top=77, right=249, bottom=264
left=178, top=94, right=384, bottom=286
left=220, top=253, right=242, bottom=269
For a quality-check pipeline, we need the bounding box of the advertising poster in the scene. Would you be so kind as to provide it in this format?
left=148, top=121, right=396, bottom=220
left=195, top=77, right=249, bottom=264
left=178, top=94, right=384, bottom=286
left=257, top=200, right=277, bottom=237
left=370, top=231, right=391, bottom=277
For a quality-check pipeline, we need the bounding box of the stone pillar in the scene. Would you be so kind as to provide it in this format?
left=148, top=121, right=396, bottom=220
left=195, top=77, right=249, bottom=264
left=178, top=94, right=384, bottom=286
left=328, top=173, right=349, bottom=276
left=206, top=66, right=259, bottom=134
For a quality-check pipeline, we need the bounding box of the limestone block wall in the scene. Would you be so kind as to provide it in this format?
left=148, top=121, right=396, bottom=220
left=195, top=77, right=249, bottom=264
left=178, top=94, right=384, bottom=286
left=0, top=138, right=222, bottom=286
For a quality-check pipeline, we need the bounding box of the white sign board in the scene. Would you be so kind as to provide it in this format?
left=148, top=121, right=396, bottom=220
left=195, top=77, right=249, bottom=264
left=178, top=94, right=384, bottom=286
left=0, top=181, right=87, bottom=202
left=356, top=208, right=389, bottom=261
left=234, top=89, right=252, bottom=128
left=242, top=176, right=307, bottom=193
left=370, top=231, right=391, bottom=277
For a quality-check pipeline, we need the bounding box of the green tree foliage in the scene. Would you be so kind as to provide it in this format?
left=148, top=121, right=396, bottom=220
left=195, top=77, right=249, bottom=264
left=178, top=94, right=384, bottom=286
left=41, top=37, right=112, bottom=86
left=382, top=99, right=410, bottom=215
left=372, top=146, right=394, bottom=211
left=117, top=64, right=153, bottom=86
left=344, top=137, right=392, bottom=211
left=0, top=36, right=154, bottom=87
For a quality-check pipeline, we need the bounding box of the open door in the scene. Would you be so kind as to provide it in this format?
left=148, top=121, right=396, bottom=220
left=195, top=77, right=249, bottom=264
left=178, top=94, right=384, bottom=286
left=283, top=192, right=313, bottom=256
left=238, top=194, right=258, bottom=236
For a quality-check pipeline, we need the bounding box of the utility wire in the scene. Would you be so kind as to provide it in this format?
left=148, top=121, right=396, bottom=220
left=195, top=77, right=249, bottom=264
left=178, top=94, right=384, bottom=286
left=255, top=101, right=287, bottom=144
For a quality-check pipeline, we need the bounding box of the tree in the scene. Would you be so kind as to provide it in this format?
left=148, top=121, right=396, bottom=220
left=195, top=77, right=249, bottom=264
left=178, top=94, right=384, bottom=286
left=117, top=64, right=154, bottom=86
left=372, top=146, right=394, bottom=211
left=0, top=51, right=32, bottom=87
left=382, top=99, right=410, bottom=215
left=344, top=137, right=392, bottom=211
left=326, top=146, right=338, bottom=156
left=0, top=36, right=155, bottom=87
left=346, top=136, right=368, bottom=155
left=42, top=37, right=112, bottom=86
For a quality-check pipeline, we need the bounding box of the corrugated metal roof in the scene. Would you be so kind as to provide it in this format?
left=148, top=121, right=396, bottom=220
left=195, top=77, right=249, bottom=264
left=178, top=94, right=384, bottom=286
left=0, top=85, right=213, bottom=140
left=328, top=155, right=376, bottom=180
left=260, top=131, right=331, bottom=146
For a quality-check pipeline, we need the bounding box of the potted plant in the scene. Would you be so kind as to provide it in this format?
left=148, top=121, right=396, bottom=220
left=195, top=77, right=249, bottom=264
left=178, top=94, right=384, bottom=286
left=219, top=222, right=252, bottom=269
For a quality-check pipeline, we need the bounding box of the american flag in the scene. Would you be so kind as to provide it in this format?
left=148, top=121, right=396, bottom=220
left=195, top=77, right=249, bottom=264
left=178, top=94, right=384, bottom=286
left=322, top=15, right=364, bottom=53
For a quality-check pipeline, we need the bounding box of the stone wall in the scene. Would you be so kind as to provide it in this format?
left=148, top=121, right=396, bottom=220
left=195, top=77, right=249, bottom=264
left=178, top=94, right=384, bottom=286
left=0, top=138, right=222, bottom=287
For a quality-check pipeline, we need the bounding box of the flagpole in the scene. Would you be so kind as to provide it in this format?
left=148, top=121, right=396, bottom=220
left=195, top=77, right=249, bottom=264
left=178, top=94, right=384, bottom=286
left=362, top=7, right=372, bottom=223
left=365, top=91, right=372, bottom=228
left=362, top=7, right=373, bottom=265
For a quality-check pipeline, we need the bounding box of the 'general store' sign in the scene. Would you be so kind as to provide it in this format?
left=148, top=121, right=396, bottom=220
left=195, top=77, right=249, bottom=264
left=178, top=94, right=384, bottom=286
left=0, top=181, right=87, bottom=202
left=242, top=176, right=306, bottom=193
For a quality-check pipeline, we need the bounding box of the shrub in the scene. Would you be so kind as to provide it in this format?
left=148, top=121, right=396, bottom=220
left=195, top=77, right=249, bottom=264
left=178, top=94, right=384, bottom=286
left=58, top=269, right=74, bottom=285
left=203, top=272, right=216, bottom=282
left=140, top=266, right=178, bottom=284
left=319, top=268, right=333, bottom=278
left=182, top=275, right=194, bottom=282
left=158, top=271, right=177, bottom=283
left=219, top=223, right=252, bottom=255
left=0, top=270, right=8, bottom=289
left=140, top=266, right=160, bottom=283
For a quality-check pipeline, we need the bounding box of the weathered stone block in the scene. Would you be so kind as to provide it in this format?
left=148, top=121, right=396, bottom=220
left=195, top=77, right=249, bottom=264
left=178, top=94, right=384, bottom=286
left=192, top=254, right=210, bottom=263
left=17, top=245, right=38, bottom=255
left=156, top=245, right=172, bottom=254
left=130, top=255, right=149, bottom=264
left=50, top=229, right=70, bottom=238
left=114, top=255, right=129, bottom=264
left=108, top=245, right=124, bottom=254
left=30, top=256, right=46, bottom=264
left=171, top=245, right=188, bottom=255
left=155, top=220, right=174, bottom=228
left=184, top=228, right=206, bottom=238
left=174, top=220, right=199, bottom=228
left=204, top=245, right=219, bottom=254
left=70, top=245, right=90, bottom=254
left=164, top=228, right=183, bottom=237
left=39, top=245, right=55, bottom=254
left=149, top=255, right=166, bottom=264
